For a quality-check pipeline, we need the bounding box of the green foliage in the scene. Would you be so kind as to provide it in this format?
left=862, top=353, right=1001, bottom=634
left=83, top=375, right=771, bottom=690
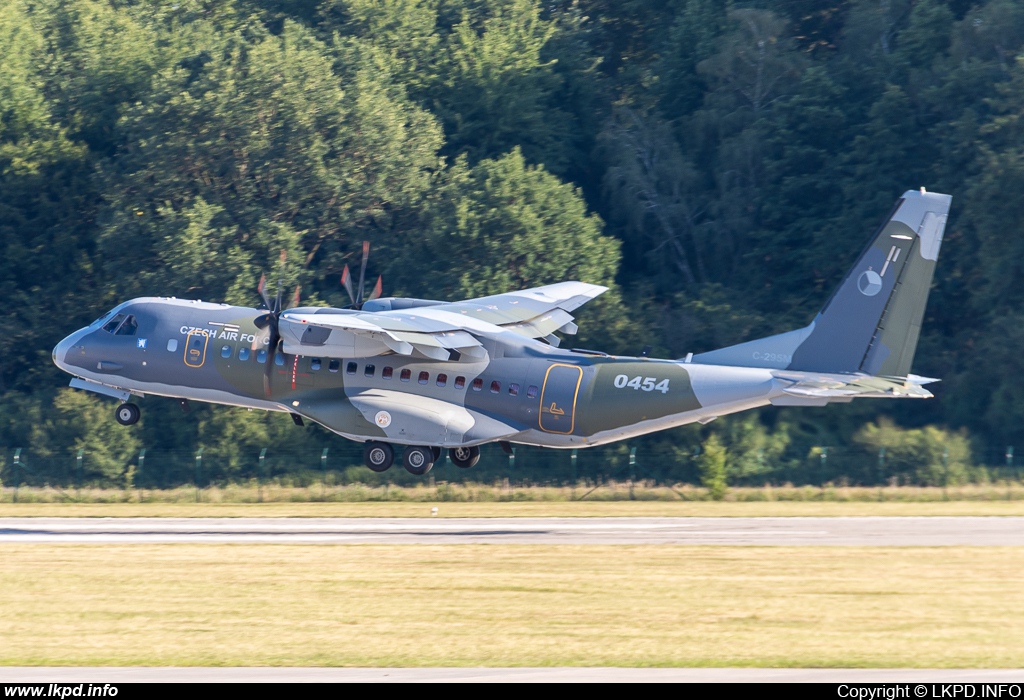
left=2, top=0, right=1023, bottom=486
left=698, top=433, right=728, bottom=499
left=853, top=418, right=970, bottom=486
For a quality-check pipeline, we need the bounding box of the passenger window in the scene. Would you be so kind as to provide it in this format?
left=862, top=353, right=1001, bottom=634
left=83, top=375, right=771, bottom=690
left=257, top=349, right=267, bottom=364
left=238, top=347, right=250, bottom=361
left=418, top=371, right=429, bottom=385
left=365, top=364, right=375, bottom=377
left=509, top=383, right=520, bottom=396
left=472, top=378, right=483, bottom=391
left=221, top=345, right=232, bottom=358
left=346, top=362, right=357, bottom=375
left=527, top=385, right=539, bottom=399
left=275, top=352, right=286, bottom=366
left=115, top=315, right=138, bottom=336
left=400, top=369, right=411, bottom=382
left=436, top=373, right=448, bottom=387
left=329, top=359, right=340, bottom=373
left=382, top=367, right=393, bottom=380
left=490, top=380, right=501, bottom=394
left=311, top=358, right=321, bottom=371
left=167, top=339, right=178, bottom=352
left=454, top=376, right=466, bottom=389
left=102, top=314, right=126, bottom=333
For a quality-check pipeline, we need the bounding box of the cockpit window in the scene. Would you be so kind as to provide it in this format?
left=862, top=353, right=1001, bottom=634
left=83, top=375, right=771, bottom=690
left=114, top=315, right=138, bottom=336
left=102, top=314, right=126, bottom=333
left=92, top=311, right=113, bottom=327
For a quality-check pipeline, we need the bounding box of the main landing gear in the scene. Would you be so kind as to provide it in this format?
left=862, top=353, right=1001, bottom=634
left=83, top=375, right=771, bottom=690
left=361, top=443, right=481, bottom=475
left=115, top=402, right=140, bottom=426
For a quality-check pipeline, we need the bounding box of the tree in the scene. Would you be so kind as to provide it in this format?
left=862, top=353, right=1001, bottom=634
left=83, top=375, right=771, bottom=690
left=697, top=433, right=727, bottom=499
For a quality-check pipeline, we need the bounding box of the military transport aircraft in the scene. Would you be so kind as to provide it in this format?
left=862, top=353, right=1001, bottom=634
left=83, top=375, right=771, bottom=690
left=52, top=189, right=950, bottom=475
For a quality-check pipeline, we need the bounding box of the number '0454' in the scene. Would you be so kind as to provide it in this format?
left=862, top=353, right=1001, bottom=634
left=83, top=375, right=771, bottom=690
left=613, top=375, right=670, bottom=394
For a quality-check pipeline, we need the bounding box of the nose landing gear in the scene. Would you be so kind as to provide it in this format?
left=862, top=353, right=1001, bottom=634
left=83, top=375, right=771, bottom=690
left=115, top=402, right=140, bottom=426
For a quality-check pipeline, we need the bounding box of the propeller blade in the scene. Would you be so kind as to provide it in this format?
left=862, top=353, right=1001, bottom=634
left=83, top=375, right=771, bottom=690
left=257, top=274, right=271, bottom=311
left=340, top=265, right=356, bottom=306
left=264, top=337, right=278, bottom=398
left=274, top=281, right=283, bottom=314
left=367, top=275, right=383, bottom=302
left=289, top=285, right=301, bottom=309
left=250, top=324, right=270, bottom=351
left=356, top=240, right=370, bottom=306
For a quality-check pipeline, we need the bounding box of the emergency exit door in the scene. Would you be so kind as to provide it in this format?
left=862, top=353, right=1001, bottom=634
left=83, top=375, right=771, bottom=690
left=539, top=364, right=583, bottom=434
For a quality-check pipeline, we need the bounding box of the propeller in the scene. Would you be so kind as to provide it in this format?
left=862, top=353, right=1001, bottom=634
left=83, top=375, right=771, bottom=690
left=340, top=240, right=383, bottom=309
left=252, top=251, right=301, bottom=398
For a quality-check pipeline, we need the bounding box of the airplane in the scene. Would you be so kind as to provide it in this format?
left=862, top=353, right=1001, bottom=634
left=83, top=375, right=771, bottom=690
left=52, top=189, right=951, bottom=475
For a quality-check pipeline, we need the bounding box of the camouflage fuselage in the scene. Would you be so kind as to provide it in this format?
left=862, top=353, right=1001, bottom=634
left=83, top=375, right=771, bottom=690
left=53, top=298, right=783, bottom=448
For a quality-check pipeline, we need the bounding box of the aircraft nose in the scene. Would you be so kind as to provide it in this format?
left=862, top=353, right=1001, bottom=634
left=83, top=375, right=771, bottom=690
left=53, top=328, right=87, bottom=372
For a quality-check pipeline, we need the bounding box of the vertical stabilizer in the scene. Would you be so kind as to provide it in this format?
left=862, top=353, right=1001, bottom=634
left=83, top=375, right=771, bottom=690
left=693, top=189, right=951, bottom=376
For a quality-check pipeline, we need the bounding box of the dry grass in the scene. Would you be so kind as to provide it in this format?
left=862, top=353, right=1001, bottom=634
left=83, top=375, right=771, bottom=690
left=3, top=482, right=1024, bottom=517
left=1, top=544, right=1023, bottom=667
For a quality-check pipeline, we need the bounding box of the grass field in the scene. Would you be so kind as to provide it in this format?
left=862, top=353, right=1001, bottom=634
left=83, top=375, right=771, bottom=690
left=1, top=544, right=1023, bottom=667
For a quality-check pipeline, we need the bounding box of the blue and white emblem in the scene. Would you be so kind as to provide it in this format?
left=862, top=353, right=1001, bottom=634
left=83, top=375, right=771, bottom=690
left=137, top=338, right=148, bottom=349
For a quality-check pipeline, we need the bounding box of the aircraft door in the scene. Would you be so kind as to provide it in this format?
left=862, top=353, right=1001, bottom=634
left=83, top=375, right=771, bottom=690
left=539, top=364, right=583, bottom=434
left=184, top=331, right=209, bottom=368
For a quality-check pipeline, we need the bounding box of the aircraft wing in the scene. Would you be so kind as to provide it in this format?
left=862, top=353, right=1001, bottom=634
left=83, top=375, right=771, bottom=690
left=435, top=281, right=608, bottom=345
left=278, top=310, right=487, bottom=361
left=279, top=281, right=607, bottom=360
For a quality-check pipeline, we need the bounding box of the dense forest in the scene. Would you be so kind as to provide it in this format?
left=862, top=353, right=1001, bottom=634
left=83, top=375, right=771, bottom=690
left=2, top=0, right=1023, bottom=487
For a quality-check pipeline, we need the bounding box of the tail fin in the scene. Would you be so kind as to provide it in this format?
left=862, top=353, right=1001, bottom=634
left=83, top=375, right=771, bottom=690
left=693, top=189, right=951, bottom=376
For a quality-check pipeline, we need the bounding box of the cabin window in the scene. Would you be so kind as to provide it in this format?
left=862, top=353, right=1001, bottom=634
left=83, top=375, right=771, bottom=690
left=256, top=349, right=267, bottom=364
left=418, top=371, right=429, bottom=385
left=454, top=376, right=466, bottom=389
left=365, top=364, right=375, bottom=377
left=311, top=358, right=321, bottom=371
left=346, top=362, right=357, bottom=375
left=221, top=345, right=232, bottom=358
left=275, top=352, right=286, bottom=366
left=436, top=373, right=448, bottom=387
left=527, top=385, right=539, bottom=399
left=238, top=347, right=250, bottom=361
left=329, top=359, right=340, bottom=373
left=490, top=380, right=501, bottom=394
left=508, top=383, right=520, bottom=396
left=400, top=369, right=411, bottom=382
left=166, top=339, right=178, bottom=352
left=382, top=366, right=394, bottom=380
left=102, top=314, right=126, bottom=333
left=472, top=378, right=483, bottom=391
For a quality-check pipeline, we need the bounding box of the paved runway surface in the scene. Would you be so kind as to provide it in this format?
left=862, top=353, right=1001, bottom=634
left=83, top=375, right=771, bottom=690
left=1, top=516, right=1023, bottom=545
left=2, top=667, right=1023, bottom=682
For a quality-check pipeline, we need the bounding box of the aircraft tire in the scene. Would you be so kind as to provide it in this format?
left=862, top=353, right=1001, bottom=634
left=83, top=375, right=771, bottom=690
left=402, top=446, right=435, bottom=476
left=115, top=403, right=140, bottom=426
left=364, top=442, right=394, bottom=472
left=449, top=446, right=480, bottom=469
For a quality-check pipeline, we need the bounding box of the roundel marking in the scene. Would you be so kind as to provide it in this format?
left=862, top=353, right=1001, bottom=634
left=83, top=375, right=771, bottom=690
left=857, top=270, right=883, bottom=297
left=374, top=411, right=392, bottom=428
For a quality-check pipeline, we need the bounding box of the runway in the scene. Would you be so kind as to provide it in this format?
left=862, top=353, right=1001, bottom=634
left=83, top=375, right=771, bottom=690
left=1, top=516, right=1023, bottom=545
left=1, top=667, right=1023, bottom=682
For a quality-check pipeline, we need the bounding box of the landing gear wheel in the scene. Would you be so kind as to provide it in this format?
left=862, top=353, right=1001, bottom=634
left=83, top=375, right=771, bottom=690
left=115, top=403, right=140, bottom=426
left=364, top=442, right=394, bottom=472
left=403, top=446, right=435, bottom=476
left=449, top=446, right=481, bottom=469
